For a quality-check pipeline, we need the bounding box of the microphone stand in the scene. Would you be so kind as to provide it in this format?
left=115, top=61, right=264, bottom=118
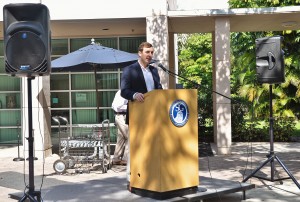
left=13, top=120, right=25, bottom=161
left=157, top=63, right=233, bottom=102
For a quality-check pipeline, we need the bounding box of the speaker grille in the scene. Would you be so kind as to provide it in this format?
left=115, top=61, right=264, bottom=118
left=5, top=31, right=47, bottom=76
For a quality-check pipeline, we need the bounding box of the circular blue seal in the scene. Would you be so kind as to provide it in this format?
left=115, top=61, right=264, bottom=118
left=169, top=100, right=189, bottom=127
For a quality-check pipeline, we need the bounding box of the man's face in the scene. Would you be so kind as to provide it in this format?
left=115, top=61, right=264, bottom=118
left=138, top=46, right=154, bottom=66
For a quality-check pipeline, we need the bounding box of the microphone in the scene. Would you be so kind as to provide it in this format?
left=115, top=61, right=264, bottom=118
left=149, top=61, right=167, bottom=72
left=158, top=63, right=168, bottom=72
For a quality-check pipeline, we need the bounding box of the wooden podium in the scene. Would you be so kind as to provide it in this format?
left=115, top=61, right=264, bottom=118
left=129, top=89, right=199, bottom=199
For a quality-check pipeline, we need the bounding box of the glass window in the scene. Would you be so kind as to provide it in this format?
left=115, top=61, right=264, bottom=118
left=72, top=92, right=96, bottom=107
left=0, top=75, right=20, bottom=91
left=0, top=39, right=21, bottom=144
left=119, top=37, right=146, bottom=53
left=97, top=91, right=116, bottom=108
left=71, top=74, right=95, bottom=90
left=51, top=92, right=69, bottom=108
left=96, top=73, right=118, bottom=89
left=104, top=108, right=115, bottom=124
left=51, top=39, right=68, bottom=55
left=0, top=93, right=21, bottom=109
left=98, top=108, right=115, bottom=125
left=95, top=38, right=118, bottom=49
left=72, top=109, right=97, bottom=124
left=70, top=38, right=91, bottom=51
left=72, top=108, right=114, bottom=125
left=0, top=128, right=21, bottom=144
left=0, top=40, right=4, bottom=56
left=50, top=74, right=69, bottom=90
left=110, top=126, right=117, bottom=142
left=97, top=68, right=118, bottom=73
left=0, top=58, right=5, bottom=74
left=0, top=110, right=21, bottom=126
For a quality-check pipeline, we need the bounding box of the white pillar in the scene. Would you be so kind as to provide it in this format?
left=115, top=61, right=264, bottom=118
left=21, top=76, right=52, bottom=159
left=213, top=17, right=232, bottom=155
left=146, top=2, right=169, bottom=89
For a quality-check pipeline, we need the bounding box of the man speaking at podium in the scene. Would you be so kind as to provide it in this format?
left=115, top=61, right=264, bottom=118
left=121, top=42, right=163, bottom=123
left=120, top=41, right=163, bottom=185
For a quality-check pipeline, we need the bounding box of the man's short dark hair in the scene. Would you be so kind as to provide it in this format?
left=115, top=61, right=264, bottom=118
left=138, top=42, right=153, bottom=52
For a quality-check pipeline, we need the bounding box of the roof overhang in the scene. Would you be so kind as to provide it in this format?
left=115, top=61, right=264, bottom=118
left=1, top=6, right=300, bottom=38
left=168, top=6, right=300, bottom=33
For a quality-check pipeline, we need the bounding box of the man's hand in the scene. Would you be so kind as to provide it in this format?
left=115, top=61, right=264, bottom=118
left=134, top=92, right=144, bottom=102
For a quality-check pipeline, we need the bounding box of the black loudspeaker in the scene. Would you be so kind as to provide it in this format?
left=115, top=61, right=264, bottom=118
left=256, top=36, right=284, bottom=84
left=3, top=3, right=51, bottom=77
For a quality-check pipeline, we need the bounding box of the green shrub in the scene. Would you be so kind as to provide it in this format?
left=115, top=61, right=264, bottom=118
left=232, top=116, right=295, bottom=142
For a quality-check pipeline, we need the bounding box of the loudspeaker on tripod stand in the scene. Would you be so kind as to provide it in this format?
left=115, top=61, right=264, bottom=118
left=243, top=36, right=300, bottom=189
left=256, top=36, right=284, bottom=84
left=3, top=3, right=51, bottom=77
left=3, top=4, right=51, bottom=201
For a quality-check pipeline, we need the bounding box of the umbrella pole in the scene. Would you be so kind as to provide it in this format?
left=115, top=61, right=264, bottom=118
left=94, top=65, right=100, bottom=123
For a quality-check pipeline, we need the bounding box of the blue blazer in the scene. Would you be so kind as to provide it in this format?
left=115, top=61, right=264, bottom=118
left=121, top=61, right=163, bottom=124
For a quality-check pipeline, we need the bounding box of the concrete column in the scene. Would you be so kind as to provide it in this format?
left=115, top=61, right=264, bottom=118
left=146, top=2, right=169, bottom=89
left=168, top=33, right=176, bottom=89
left=42, top=75, right=52, bottom=157
left=212, top=17, right=232, bottom=155
left=21, top=76, right=52, bottom=158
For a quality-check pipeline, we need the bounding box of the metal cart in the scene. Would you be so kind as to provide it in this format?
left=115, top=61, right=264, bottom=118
left=52, top=117, right=111, bottom=174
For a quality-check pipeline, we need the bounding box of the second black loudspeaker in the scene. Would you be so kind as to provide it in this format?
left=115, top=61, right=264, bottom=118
left=256, top=36, right=284, bottom=84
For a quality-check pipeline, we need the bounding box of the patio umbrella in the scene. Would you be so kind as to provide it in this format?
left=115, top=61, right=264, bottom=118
left=51, top=39, right=138, bottom=122
left=51, top=39, right=138, bottom=71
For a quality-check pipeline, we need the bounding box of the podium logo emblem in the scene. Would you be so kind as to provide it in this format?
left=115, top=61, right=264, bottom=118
left=169, top=100, right=189, bottom=127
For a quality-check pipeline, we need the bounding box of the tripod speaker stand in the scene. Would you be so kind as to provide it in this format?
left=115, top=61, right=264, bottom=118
left=242, top=84, right=300, bottom=189
left=19, top=77, right=41, bottom=202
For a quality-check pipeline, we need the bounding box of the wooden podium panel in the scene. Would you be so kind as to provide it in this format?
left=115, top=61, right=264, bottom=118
left=129, top=89, right=198, bottom=196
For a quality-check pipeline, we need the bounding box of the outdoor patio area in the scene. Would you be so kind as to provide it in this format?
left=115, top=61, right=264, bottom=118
left=0, top=142, right=299, bottom=201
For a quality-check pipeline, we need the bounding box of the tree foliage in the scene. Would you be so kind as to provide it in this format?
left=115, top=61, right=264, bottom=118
left=229, top=0, right=300, bottom=8
left=178, top=34, right=213, bottom=127
left=177, top=1, right=300, bottom=141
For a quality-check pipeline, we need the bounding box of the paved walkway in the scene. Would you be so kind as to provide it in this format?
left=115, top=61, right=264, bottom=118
left=0, top=142, right=299, bottom=201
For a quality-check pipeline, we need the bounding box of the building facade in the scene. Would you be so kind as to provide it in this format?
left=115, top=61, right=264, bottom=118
left=0, top=0, right=300, bottom=157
